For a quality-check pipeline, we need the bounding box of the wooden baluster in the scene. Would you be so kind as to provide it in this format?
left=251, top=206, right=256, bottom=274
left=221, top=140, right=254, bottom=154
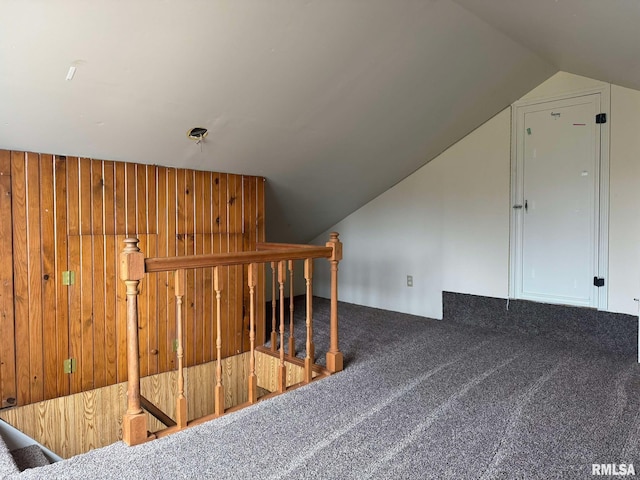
left=325, top=232, right=344, bottom=373
left=277, top=261, right=287, bottom=393
left=248, top=263, right=258, bottom=403
left=270, top=261, right=277, bottom=352
left=304, top=258, right=314, bottom=384
left=288, top=260, right=295, bottom=357
left=214, top=266, right=225, bottom=416
left=174, top=269, right=187, bottom=428
left=120, top=238, right=149, bottom=446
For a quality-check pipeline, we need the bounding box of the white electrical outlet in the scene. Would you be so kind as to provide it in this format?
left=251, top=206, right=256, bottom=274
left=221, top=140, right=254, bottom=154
left=407, top=275, right=413, bottom=287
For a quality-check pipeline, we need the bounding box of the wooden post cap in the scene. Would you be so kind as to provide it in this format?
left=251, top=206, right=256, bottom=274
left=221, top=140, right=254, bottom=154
left=326, top=232, right=342, bottom=262
left=119, top=238, right=145, bottom=281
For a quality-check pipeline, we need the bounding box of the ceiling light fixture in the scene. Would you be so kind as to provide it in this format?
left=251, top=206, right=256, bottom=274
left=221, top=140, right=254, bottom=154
left=187, top=127, right=208, bottom=143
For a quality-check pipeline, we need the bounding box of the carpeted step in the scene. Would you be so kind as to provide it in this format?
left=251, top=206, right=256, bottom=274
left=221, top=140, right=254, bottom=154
left=10, top=444, right=51, bottom=471
left=0, top=432, right=20, bottom=476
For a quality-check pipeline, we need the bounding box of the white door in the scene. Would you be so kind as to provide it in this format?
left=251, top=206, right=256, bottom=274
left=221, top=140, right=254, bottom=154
left=511, top=92, right=608, bottom=308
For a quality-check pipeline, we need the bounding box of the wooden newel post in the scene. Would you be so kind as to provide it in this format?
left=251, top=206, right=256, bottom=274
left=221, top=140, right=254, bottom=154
left=119, top=238, right=150, bottom=446
left=325, top=232, right=343, bottom=373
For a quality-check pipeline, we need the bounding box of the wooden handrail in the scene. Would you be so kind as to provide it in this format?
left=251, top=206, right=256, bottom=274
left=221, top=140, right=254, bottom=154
left=256, top=242, right=323, bottom=250
left=145, top=246, right=332, bottom=272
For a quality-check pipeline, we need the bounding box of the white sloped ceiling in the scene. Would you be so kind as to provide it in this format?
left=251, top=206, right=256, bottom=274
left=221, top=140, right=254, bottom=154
left=0, top=1, right=562, bottom=242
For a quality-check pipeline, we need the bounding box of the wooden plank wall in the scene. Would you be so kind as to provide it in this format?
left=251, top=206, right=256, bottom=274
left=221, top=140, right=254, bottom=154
left=0, top=149, right=265, bottom=408
left=0, top=151, right=16, bottom=408
left=0, top=352, right=259, bottom=459
left=254, top=351, right=313, bottom=392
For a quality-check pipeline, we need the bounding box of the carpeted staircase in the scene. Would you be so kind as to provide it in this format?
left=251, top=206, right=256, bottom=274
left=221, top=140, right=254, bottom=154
left=0, top=428, right=51, bottom=476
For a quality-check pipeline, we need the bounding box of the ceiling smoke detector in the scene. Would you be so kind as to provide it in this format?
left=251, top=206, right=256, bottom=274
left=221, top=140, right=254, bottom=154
left=187, top=127, right=208, bottom=143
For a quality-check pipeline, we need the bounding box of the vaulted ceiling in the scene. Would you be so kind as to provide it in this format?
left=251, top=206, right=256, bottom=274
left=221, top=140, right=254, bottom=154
left=1, top=1, right=638, bottom=243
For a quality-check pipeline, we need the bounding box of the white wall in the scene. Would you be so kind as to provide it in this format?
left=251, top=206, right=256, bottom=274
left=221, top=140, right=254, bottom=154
left=609, top=85, right=640, bottom=314
left=312, top=72, right=640, bottom=318
left=312, top=108, right=510, bottom=319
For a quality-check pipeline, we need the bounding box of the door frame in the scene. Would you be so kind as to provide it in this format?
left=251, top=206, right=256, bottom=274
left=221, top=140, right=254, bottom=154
left=509, top=84, right=610, bottom=309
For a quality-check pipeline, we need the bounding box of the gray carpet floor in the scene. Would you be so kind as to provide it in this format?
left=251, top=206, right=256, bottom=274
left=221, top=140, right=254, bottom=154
left=7, top=298, right=640, bottom=479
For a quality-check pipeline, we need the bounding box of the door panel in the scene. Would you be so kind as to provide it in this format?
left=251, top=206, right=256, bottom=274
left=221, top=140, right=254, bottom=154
left=513, top=94, right=602, bottom=307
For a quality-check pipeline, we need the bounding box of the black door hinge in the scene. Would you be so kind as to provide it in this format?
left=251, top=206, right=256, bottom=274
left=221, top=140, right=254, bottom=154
left=596, top=113, right=607, bottom=124
left=593, top=277, right=605, bottom=287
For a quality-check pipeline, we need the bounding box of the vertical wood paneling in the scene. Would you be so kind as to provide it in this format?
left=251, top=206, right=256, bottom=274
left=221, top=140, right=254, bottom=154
left=66, top=157, right=82, bottom=394
left=125, top=163, right=136, bottom=236
left=255, top=351, right=308, bottom=392
left=202, top=172, right=214, bottom=363
left=176, top=168, right=187, bottom=255
left=146, top=234, right=158, bottom=375
left=212, top=174, right=221, bottom=361
left=92, top=234, right=106, bottom=389
left=79, top=158, right=94, bottom=392
left=40, top=155, right=57, bottom=400
left=194, top=171, right=206, bottom=365
left=229, top=174, right=244, bottom=355
left=0, top=168, right=17, bottom=407
left=103, top=161, right=115, bottom=235
left=0, top=352, right=257, bottom=458
left=242, top=177, right=254, bottom=353
left=80, top=235, right=94, bottom=391
left=91, top=160, right=106, bottom=389
left=146, top=167, right=158, bottom=375
left=0, top=149, right=265, bottom=409
left=175, top=168, right=188, bottom=369
left=156, top=167, right=169, bottom=373
left=80, top=389, right=98, bottom=451
left=136, top=265, right=150, bottom=377
left=218, top=174, right=229, bottom=358
left=26, top=153, right=44, bottom=402
left=79, top=158, right=92, bottom=235
left=0, top=150, right=10, bottom=175
left=66, top=157, right=80, bottom=236
left=227, top=175, right=237, bottom=356
left=166, top=168, right=177, bottom=372
left=91, top=160, right=105, bottom=237
left=11, top=152, right=30, bottom=405
left=146, top=166, right=157, bottom=235
left=136, top=165, right=147, bottom=236
left=115, top=234, right=127, bottom=383
left=114, top=162, right=126, bottom=234
left=136, top=167, right=149, bottom=378
left=184, top=171, right=196, bottom=367
left=102, top=162, right=117, bottom=386
left=54, top=156, right=70, bottom=397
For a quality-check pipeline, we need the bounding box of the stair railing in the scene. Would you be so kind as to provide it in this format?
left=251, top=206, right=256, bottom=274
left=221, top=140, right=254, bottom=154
left=119, top=233, right=343, bottom=446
